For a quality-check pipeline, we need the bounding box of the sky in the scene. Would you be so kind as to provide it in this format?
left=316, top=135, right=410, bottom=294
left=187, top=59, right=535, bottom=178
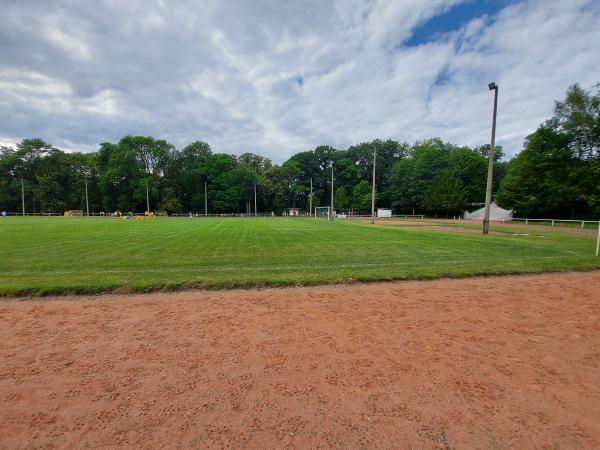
left=1, top=0, right=599, bottom=162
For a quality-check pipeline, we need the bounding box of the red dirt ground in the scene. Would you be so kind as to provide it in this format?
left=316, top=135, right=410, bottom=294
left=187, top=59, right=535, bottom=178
left=1, top=272, right=600, bottom=449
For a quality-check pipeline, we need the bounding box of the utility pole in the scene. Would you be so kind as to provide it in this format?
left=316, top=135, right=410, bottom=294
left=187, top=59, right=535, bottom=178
left=145, top=179, right=150, bottom=213
left=21, top=179, right=25, bottom=216
left=371, top=143, right=377, bottom=224
left=309, top=178, right=313, bottom=217
left=85, top=179, right=90, bottom=216
left=254, top=183, right=257, bottom=216
left=204, top=182, right=208, bottom=217
left=483, top=82, right=499, bottom=234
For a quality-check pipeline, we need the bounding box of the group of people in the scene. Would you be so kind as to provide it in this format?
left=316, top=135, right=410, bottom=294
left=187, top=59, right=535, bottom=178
left=113, top=211, right=133, bottom=219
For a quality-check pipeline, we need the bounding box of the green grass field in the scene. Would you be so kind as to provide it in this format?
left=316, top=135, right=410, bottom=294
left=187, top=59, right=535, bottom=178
left=1, top=216, right=599, bottom=295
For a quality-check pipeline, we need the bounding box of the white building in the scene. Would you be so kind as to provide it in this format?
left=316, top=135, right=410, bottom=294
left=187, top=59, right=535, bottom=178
left=464, top=203, right=513, bottom=220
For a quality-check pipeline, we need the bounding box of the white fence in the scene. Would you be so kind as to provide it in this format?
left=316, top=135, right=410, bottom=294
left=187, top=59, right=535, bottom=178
left=2, top=212, right=301, bottom=218
left=502, top=217, right=597, bottom=229
left=341, top=214, right=425, bottom=219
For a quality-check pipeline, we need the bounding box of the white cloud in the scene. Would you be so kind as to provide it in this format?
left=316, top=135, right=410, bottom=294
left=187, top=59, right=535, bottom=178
left=0, top=0, right=598, bottom=160
left=43, top=27, right=90, bottom=60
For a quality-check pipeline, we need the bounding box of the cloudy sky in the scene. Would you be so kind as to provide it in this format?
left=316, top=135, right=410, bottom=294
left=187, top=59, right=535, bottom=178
left=1, top=0, right=599, bottom=162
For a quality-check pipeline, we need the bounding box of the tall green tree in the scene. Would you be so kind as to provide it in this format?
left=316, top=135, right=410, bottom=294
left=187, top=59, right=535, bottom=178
left=203, top=154, right=239, bottom=213
left=424, top=172, right=467, bottom=216
left=476, top=144, right=505, bottom=162
left=496, top=126, right=584, bottom=217
left=497, top=83, right=600, bottom=218
left=174, top=140, right=212, bottom=211
left=352, top=180, right=372, bottom=212
left=334, top=186, right=349, bottom=211
left=259, top=166, right=288, bottom=214
left=553, top=83, right=599, bottom=160
left=236, top=162, right=259, bottom=213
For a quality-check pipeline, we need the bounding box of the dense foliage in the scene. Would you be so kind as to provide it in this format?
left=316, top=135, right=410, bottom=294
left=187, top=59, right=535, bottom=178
left=1, top=84, right=598, bottom=217
left=497, top=83, right=600, bottom=218
left=0, top=136, right=492, bottom=216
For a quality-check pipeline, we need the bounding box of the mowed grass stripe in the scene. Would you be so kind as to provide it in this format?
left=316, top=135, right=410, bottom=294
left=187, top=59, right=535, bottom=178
left=1, top=216, right=599, bottom=295
left=3, top=253, right=590, bottom=276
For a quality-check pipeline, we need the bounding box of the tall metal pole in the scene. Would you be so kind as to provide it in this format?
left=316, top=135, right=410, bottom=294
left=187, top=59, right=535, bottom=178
left=145, top=179, right=150, bottom=213
left=371, top=143, right=377, bottom=224
left=204, top=182, right=208, bottom=217
left=309, top=178, right=313, bottom=217
left=254, top=183, right=257, bottom=216
left=483, top=82, right=499, bottom=234
left=596, top=220, right=600, bottom=256
left=85, top=179, right=90, bottom=216
left=21, top=179, right=25, bottom=216
left=330, top=164, right=334, bottom=221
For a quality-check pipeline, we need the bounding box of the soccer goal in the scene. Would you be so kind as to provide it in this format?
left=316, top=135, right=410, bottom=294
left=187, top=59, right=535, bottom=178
left=315, top=206, right=332, bottom=220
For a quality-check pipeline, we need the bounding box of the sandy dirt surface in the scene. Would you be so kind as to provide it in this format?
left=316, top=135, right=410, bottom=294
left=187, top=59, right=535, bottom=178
left=1, top=272, right=600, bottom=449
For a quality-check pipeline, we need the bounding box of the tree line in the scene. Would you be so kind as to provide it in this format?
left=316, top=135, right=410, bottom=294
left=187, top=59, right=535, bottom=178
left=497, top=83, right=600, bottom=218
left=0, top=84, right=598, bottom=218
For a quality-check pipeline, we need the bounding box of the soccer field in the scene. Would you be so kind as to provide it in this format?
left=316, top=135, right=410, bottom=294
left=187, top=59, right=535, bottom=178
left=1, top=216, right=598, bottom=295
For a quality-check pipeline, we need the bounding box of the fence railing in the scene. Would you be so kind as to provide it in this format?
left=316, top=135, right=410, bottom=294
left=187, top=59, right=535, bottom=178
left=2, top=211, right=429, bottom=219
left=3, top=212, right=65, bottom=216
left=170, top=213, right=277, bottom=218
left=502, top=217, right=598, bottom=229
left=335, top=214, right=425, bottom=219
left=391, top=214, right=426, bottom=219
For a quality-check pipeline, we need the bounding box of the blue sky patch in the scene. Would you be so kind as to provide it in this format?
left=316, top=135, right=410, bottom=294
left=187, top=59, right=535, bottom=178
left=405, top=0, right=514, bottom=47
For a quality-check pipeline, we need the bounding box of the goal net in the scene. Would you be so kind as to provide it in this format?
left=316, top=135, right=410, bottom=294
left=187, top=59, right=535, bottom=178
left=315, top=206, right=331, bottom=220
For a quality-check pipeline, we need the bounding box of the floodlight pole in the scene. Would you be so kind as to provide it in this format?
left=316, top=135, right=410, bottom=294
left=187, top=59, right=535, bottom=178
left=145, top=179, right=150, bottom=213
left=596, top=220, right=600, bottom=256
left=330, top=164, right=334, bottom=221
left=254, top=183, right=257, bottom=216
left=371, top=143, right=377, bottom=224
left=85, top=179, right=90, bottom=216
left=309, top=178, right=313, bottom=216
left=483, top=82, right=498, bottom=235
left=21, top=179, right=25, bottom=216
left=204, top=182, right=208, bottom=217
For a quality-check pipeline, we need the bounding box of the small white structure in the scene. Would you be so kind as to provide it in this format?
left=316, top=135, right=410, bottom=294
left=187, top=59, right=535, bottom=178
left=287, top=208, right=300, bottom=216
left=377, top=208, right=392, bottom=218
left=464, top=202, right=513, bottom=221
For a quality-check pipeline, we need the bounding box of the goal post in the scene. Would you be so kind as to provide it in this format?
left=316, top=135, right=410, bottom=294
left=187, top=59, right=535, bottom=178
left=315, top=206, right=331, bottom=221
